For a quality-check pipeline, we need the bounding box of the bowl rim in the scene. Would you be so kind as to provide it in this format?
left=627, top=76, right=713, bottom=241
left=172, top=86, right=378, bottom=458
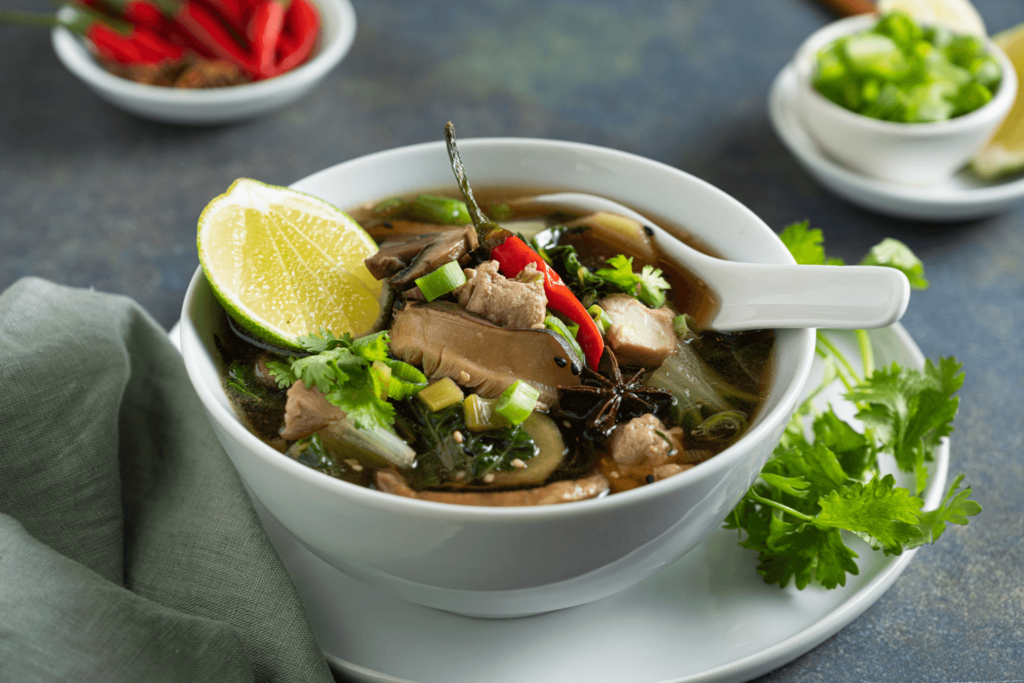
left=792, top=13, right=1018, bottom=135
left=181, top=136, right=817, bottom=521
left=50, top=0, right=356, bottom=103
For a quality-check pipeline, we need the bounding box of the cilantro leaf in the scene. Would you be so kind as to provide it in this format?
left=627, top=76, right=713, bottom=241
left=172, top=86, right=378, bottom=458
left=327, top=375, right=396, bottom=431
left=860, top=238, right=929, bottom=290
left=813, top=408, right=873, bottom=480
left=765, top=442, right=848, bottom=499
left=908, top=473, right=982, bottom=548
left=814, top=474, right=924, bottom=554
left=265, top=359, right=297, bottom=388
left=779, top=221, right=844, bottom=266
left=759, top=473, right=811, bottom=497
left=296, top=328, right=341, bottom=354
left=847, top=358, right=962, bottom=493
left=595, top=254, right=640, bottom=291
left=352, top=331, right=391, bottom=363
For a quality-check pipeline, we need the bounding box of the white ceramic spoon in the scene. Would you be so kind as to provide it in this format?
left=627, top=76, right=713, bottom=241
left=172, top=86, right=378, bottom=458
left=517, top=192, right=911, bottom=331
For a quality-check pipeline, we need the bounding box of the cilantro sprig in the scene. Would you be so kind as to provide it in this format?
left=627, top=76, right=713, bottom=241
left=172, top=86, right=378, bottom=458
left=725, top=222, right=980, bottom=590
left=266, top=329, right=396, bottom=431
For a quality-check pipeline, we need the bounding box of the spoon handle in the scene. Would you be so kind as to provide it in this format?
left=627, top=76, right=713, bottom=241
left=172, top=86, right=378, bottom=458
left=708, top=262, right=911, bottom=331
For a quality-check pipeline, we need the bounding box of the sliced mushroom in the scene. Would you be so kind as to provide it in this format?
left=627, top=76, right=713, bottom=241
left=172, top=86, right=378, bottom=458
left=363, top=227, right=479, bottom=290
left=388, top=301, right=582, bottom=408
left=364, top=233, right=440, bottom=280
left=376, top=470, right=609, bottom=506
left=565, top=212, right=659, bottom=264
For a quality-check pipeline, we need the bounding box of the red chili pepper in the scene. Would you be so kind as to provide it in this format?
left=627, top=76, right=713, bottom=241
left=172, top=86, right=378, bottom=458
left=133, top=27, right=186, bottom=60
left=275, top=0, right=318, bottom=73
left=444, top=123, right=606, bottom=369
left=200, top=0, right=249, bottom=33
left=247, top=0, right=290, bottom=79
left=87, top=23, right=147, bottom=62
left=173, top=0, right=260, bottom=78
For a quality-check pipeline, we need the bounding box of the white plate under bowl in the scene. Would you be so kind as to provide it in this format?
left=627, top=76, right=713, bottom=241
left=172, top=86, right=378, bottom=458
left=169, top=321, right=949, bottom=683
left=768, top=63, right=1024, bottom=221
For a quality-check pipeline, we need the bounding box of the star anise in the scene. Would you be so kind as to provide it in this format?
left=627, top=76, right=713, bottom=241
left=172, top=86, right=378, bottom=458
left=556, top=351, right=675, bottom=438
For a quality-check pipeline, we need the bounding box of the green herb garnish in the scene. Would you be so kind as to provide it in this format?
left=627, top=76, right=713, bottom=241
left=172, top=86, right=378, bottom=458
left=265, top=329, right=396, bottom=431
left=725, top=223, right=981, bottom=590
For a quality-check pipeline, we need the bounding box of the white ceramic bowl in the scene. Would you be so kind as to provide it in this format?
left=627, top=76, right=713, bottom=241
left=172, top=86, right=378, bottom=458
left=50, top=0, right=355, bottom=125
left=793, top=14, right=1017, bottom=186
left=180, top=138, right=816, bottom=617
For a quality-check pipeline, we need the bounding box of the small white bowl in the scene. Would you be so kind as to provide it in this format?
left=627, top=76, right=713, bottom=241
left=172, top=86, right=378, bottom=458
left=793, top=14, right=1017, bottom=186
left=181, top=138, right=816, bottom=617
left=50, top=0, right=356, bottom=125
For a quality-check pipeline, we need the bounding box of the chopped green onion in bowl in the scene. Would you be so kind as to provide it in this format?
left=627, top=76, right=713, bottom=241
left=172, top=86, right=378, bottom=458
left=415, top=260, right=467, bottom=301
left=812, top=10, right=1002, bottom=123
left=495, top=380, right=540, bottom=426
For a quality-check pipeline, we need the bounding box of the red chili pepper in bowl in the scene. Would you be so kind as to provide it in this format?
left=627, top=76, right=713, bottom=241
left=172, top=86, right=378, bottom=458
left=247, top=0, right=291, bottom=79
left=444, top=122, right=606, bottom=369
left=275, top=0, right=318, bottom=73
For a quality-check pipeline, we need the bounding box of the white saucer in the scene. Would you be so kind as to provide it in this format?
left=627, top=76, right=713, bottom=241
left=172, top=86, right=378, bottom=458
left=170, top=322, right=949, bottom=683
left=768, top=63, right=1024, bottom=221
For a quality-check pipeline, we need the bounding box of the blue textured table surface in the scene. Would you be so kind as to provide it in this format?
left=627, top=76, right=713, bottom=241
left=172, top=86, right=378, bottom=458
left=2, top=0, right=1022, bottom=680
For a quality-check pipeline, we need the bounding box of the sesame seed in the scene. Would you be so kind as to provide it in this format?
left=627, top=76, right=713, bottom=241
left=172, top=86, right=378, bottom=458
left=483, top=473, right=495, bottom=483
left=455, top=471, right=466, bottom=480
left=459, top=370, right=471, bottom=383
left=511, top=458, right=526, bottom=469
left=453, top=430, right=464, bottom=444
left=345, top=459, right=364, bottom=472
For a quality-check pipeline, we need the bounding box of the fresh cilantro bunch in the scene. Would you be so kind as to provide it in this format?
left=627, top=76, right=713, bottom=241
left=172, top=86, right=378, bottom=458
left=532, top=229, right=671, bottom=308
left=725, top=222, right=981, bottom=590
left=265, top=329, right=395, bottom=431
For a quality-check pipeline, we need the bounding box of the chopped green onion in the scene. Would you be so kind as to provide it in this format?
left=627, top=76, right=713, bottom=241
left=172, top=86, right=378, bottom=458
left=372, top=197, right=409, bottom=217
left=417, top=377, right=464, bottom=412
left=463, top=394, right=512, bottom=431
left=370, top=360, right=392, bottom=400
left=543, top=314, right=585, bottom=361
left=384, top=360, right=427, bottom=400
left=412, top=194, right=471, bottom=225
left=495, top=380, right=540, bottom=426
left=692, top=410, right=748, bottom=442
left=673, top=313, right=700, bottom=340
left=415, top=261, right=467, bottom=302
left=587, top=304, right=613, bottom=335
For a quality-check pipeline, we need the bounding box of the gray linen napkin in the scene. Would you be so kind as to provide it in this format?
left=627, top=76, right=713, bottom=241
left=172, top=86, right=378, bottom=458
left=0, top=277, right=333, bottom=683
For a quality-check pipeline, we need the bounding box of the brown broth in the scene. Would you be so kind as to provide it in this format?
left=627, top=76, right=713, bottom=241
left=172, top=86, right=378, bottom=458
left=218, top=186, right=774, bottom=500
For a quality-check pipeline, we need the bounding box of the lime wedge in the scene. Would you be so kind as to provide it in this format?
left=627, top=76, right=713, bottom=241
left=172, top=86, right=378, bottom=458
left=877, top=0, right=986, bottom=36
left=971, top=24, right=1024, bottom=179
left=198, top=178, right=384, bottom=349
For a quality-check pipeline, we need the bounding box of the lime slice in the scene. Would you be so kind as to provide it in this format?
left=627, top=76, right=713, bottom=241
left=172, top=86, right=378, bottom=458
left=877, top=0, right=986, bottom=36
left=971, top=24, right=1024, bottom=179
left=198, top=178, right=384, bottom=349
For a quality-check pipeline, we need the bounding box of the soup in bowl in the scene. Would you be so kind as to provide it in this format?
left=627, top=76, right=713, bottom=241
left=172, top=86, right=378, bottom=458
left=181, top=137, right=816, bottom=617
